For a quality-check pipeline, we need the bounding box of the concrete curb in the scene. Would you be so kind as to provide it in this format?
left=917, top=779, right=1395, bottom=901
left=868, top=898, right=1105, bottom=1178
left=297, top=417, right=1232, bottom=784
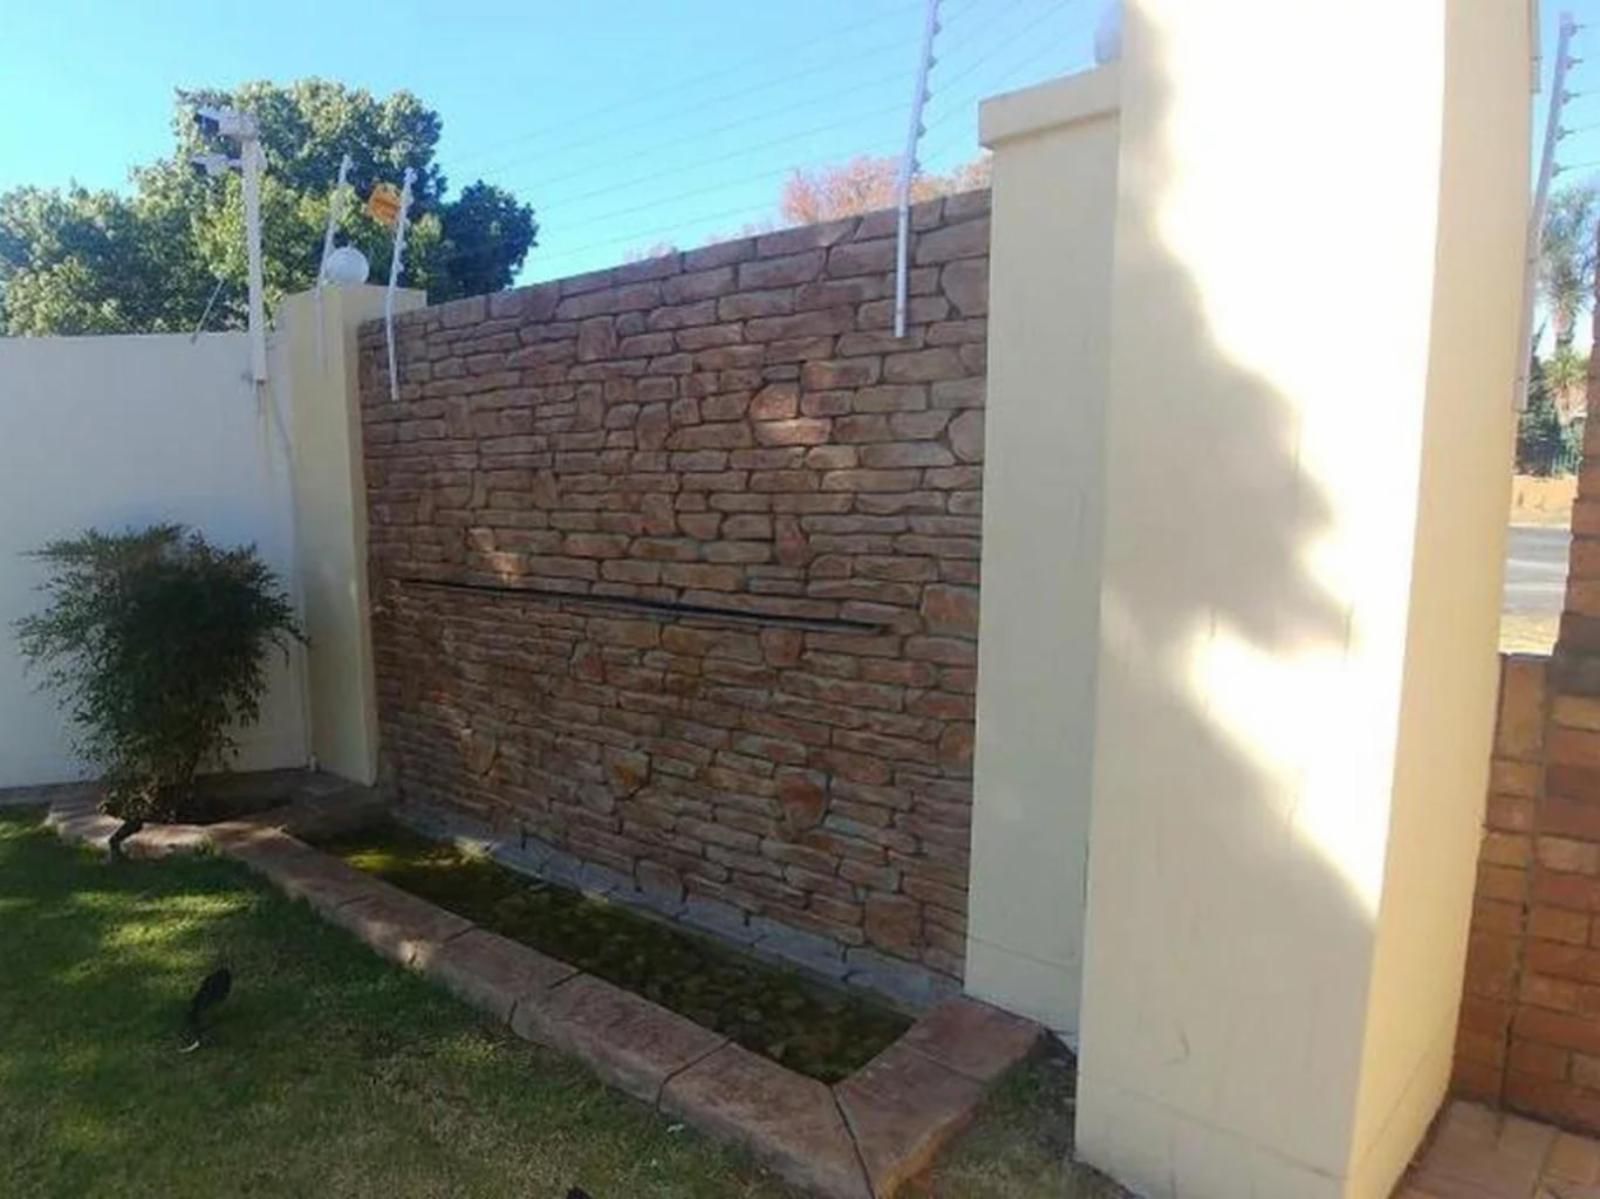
left=36, top=792, right=1041, bottom=1199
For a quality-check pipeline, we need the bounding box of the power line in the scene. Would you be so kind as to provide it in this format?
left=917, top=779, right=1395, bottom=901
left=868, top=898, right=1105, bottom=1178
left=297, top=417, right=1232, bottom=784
left=513, top=0, right=1004, bottom=205
left=922, top=0, right=1078, bottom=139
left=448, top=2, right=928, bottom=172
left=532, top=78, right=909, bottom=203
left=539, top=101, right=908, bottom=213
left=425, top=0, right=1081, bottom=281
left=437, top=132, right=907, bottom=278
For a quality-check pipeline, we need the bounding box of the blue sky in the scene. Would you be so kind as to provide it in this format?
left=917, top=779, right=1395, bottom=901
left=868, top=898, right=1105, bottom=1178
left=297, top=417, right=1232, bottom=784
left=1536, top=3, right=1600, bottom=182
left=2, top=2, right=1592, bottom=288
left=0, top=0, right=1096, bottom=283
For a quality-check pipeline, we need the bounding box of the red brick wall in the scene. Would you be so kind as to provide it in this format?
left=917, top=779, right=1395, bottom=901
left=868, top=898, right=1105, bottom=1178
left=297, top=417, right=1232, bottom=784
left=1454, top=398, right=1600, bottom=1126
left=358, top=193, right=989, bottom=983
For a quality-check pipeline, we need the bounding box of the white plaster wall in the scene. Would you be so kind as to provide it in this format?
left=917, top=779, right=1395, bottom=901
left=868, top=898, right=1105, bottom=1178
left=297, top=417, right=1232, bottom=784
left=0, top=332, right=308, bottom=787
left=274, top=285, right=423, bottom=785
left=1346, top=2, right=1529, bottom=1190
left=966, top=66, right=1120, bottom=1037
left=1072, top=2, right=1529, bottom=1196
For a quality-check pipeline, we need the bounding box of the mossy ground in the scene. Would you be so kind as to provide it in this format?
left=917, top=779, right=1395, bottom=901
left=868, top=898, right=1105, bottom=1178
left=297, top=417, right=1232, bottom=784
left=319, top=822, right=910, bottom=1083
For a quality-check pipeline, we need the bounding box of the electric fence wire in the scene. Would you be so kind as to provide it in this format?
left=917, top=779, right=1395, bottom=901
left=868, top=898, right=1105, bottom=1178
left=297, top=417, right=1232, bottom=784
left=423, top=0, right=1080, bottom=279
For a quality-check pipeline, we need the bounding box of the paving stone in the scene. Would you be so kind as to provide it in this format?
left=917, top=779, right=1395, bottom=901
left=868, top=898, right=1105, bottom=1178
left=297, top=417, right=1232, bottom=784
left=206, top=820, right=317, bottom=861
left=324, top=888, right=474, bottom=967
left=124, top=823, right=209, bottom=859
left=256, top=849, right=403, bottom=917
left=1547, top=1131, right=1600, bottom=1183
left=834, top=1040, right=983, bottom=1197
left=660, top=1043, right=872, bottom=1199
left=1411, top=1104, right=1550, bottom=1199
left=51, top=811, right=120, bottom=850
left=511, top=973, right=725, bottom=1104
left=898, top=996, right=1043, bottom=1084
left=413, top=928, right=576, bottom=1023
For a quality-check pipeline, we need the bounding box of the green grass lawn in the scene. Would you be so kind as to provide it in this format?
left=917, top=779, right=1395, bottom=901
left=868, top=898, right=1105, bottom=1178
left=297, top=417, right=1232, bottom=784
left=0, top=809, right=1118, bottom=1198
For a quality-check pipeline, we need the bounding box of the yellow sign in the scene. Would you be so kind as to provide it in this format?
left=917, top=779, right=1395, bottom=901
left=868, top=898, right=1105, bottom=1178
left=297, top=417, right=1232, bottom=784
left=365, top=182, right=402, bottom=228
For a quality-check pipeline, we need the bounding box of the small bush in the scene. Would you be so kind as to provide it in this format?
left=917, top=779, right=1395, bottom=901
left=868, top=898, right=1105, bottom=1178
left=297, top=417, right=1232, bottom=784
left=16, top=524, right=304, bottom=822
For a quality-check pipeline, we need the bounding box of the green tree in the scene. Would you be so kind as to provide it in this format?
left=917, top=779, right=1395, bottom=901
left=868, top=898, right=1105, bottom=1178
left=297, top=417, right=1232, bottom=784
left=0, top=80, right=537, bottom=335
left=1541, top=182, right=1600, bottom=354
left=1519, top=357, right=1573, bottom=475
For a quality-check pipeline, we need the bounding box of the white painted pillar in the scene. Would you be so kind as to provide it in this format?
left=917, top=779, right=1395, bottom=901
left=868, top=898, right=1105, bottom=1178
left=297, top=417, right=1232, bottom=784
left=1073, top=3, right=1529, bottom=1197
left=966, top=67, right=1121, bottom=1036
left=275, top=284, right=424, bottom=784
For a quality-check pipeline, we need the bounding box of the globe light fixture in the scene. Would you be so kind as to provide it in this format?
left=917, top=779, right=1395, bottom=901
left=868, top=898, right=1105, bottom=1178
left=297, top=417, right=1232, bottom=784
left=323, top=244, right=370, bottom=286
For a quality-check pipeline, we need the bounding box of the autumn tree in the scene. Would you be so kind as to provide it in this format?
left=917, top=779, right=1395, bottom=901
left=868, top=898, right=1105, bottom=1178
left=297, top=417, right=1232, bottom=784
left=779, top=154, right=991, bottom=225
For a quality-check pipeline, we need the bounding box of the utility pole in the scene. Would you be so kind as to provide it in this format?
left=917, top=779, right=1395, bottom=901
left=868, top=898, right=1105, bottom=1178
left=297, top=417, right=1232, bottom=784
left=1519, top=11, right=1578, bottom=409
left=192, top=107, right=267, bottom=387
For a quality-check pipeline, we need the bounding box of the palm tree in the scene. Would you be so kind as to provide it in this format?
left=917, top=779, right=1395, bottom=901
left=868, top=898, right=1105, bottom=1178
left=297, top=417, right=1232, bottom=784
left=1541, top=182, right=1600, bottom=354
left=1547, top=346, right=1590, bottom=422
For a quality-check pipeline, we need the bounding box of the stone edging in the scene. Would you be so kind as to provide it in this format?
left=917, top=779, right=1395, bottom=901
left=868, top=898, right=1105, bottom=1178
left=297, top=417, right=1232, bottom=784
left=38, top=792, right=1042, bottom=1199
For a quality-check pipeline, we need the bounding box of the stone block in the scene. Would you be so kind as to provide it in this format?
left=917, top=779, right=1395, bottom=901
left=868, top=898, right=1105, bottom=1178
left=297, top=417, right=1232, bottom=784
left=124, top=823, right=210, bottom=859
left=845, top=947, right=959, bottom=1013
left=660, top=1043, right=872, bottom=1199
left=680, top=895, right=758, bottom=943
left=835, top=1040, right=983, bottom=1197
left=511, top=974, right=725, bottom=1103
left=322, top=886, right=474, bottom=966
left=750, top=917, right=848, bottom=979
left=899, top=996, right=1043, bottom=1083
left=413, top=928, right=575, bottom=1023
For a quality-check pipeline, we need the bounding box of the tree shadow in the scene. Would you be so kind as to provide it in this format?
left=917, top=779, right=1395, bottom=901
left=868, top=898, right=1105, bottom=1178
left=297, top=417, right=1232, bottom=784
left=1072, top=10, right=1502, bottom=1194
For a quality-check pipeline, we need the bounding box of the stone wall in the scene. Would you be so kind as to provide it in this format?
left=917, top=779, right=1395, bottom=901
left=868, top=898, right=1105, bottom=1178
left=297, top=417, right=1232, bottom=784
left=357, top=192, right=989, bottom=1000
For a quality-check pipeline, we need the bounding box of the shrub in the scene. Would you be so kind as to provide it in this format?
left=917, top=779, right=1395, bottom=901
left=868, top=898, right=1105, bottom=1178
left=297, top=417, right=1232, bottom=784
left=16, top=524, right=304, bottom=822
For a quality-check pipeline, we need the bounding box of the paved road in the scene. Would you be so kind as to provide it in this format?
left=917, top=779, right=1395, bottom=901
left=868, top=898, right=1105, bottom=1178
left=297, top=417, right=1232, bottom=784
left=1505, top=524, right=1570, bottom=616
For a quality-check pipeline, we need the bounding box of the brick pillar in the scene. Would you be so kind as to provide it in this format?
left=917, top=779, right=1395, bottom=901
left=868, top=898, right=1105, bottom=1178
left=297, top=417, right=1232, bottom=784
left=1487, top=293, right=1600, bottom=1129
left=1453, top=655, right=1544, bottom=1102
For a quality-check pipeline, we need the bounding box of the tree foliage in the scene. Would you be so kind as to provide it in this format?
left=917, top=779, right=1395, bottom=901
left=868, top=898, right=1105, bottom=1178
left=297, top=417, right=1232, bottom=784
left=0, top=80, right=537, bottom=335
left=15, top=525, right=304, bottom=821
left=1518, top=356, right=1585, bottom=476
left=779, top=154, right=991, bottom=225
left=1541, top=182, right=1600, bottom=354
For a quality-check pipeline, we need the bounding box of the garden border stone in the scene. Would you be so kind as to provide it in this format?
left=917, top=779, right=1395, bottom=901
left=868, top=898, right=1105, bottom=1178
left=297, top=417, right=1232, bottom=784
left=33, top=786, right=1043, bottom=1198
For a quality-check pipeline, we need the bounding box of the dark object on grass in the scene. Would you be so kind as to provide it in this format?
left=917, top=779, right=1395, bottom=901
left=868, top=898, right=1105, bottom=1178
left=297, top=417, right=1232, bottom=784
left=106, top=818, right=143, bottom=861
left=178, top=967, right=232, bottom=1053
left=566, top=1189, right=592, bottom=1199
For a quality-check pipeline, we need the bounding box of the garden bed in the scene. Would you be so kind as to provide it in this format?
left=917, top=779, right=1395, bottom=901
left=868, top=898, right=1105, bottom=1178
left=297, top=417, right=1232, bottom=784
left=316, top=822, right=910, bottom=1083
left=39, top=789, right=1049, bottom=1198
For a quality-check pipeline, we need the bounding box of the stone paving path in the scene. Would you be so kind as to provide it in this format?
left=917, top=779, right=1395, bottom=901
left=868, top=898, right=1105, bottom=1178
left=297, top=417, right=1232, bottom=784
left=1402, top=1101, right=1600, bottom=1198
left=31, top=785, right=1043, bottom=1199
